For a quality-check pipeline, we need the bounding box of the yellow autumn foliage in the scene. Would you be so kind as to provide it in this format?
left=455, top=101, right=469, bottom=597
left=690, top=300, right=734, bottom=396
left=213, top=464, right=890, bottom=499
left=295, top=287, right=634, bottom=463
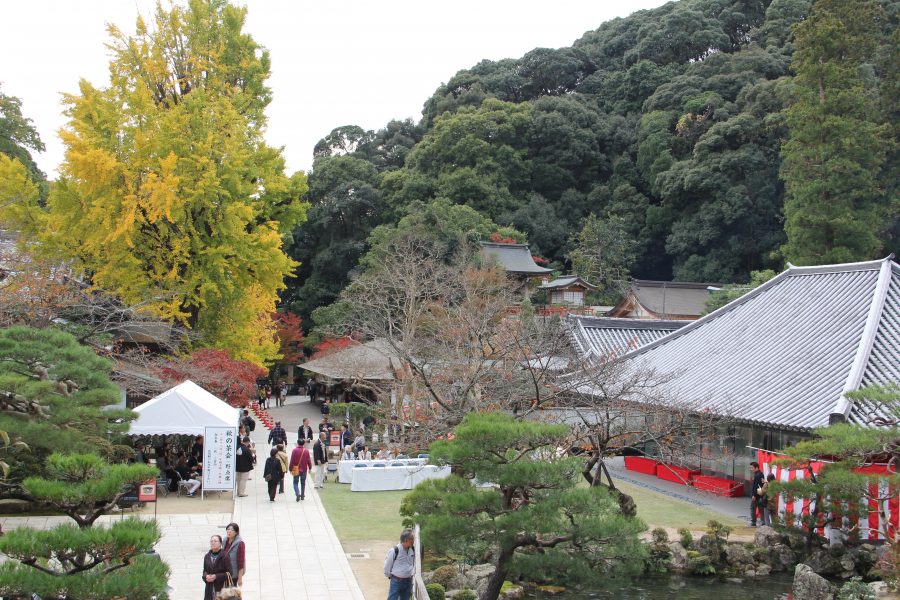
left=22, top=0, right=308, bottom=366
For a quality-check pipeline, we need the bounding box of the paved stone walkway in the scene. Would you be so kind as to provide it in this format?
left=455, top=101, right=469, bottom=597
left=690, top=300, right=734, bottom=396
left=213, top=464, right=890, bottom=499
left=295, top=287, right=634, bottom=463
left=233, top=401, right=365, bottom=600
left=0, top=397, right=366, bottom=600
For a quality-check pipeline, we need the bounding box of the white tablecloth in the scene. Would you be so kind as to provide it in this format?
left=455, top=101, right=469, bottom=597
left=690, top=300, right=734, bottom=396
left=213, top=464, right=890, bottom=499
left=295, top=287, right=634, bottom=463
left=350, top=464, right=451, bottom=491
left=338, top=458, right=426, bottom=483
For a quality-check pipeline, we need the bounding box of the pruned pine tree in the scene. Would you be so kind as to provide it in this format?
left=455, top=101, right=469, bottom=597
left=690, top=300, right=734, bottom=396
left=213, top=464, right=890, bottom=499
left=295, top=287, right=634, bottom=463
left=401, top=412, right=646, bottom=600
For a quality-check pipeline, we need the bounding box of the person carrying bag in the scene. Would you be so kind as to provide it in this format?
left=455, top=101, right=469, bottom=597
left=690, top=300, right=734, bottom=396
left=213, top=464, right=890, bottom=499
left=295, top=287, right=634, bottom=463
left=217, top=572, right=242, bottom=599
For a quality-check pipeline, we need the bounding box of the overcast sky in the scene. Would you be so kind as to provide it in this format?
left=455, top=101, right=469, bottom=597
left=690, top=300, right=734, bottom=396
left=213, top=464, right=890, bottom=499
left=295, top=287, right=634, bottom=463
left=1, top=1, right=666, bottom=178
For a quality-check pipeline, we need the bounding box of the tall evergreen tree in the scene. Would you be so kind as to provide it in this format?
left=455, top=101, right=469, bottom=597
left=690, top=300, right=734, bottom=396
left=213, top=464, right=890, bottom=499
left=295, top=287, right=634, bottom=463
left=780, top=0, right=892, bottom=264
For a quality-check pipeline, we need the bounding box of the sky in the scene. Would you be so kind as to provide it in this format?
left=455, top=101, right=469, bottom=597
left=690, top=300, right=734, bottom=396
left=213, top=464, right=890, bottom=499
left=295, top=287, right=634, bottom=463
left=1, top=1, right=667, bottom=178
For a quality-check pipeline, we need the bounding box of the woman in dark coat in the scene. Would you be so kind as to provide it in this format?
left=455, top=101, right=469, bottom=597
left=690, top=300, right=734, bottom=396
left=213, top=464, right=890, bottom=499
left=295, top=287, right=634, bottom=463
left=202, top=534, right=233, bottom=600
left=263, top=447, right=283, bottom=502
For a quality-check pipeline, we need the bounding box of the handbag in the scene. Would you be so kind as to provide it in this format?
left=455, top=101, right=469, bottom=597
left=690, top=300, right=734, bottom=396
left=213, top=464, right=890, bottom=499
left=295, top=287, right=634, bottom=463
left=291, top=465, right=300, bottom=476
left=217, top=572, right=242, bottom=599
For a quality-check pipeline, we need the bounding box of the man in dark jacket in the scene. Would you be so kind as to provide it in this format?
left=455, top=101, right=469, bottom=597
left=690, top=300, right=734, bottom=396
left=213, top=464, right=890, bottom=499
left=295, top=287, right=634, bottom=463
left=235, top=436, right=255, bottom=497
left=241, top=409, right=256, bottom=433
left=313, top=432, right=327, bottom=489
left=749, top=461, right=766, bottom=527
left=298, top=417, right=314, bottom=444
left=340, top=423, right=353, bottom=449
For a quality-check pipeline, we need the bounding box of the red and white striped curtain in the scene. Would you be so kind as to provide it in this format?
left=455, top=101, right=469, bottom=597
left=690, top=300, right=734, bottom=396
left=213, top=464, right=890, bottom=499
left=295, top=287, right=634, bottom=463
left=756, top=450, right=897, bottom=541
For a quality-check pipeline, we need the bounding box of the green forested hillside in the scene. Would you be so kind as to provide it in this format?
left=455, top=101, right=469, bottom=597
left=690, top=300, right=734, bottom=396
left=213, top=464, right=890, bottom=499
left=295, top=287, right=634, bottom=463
left=285, top=0, right=898, bottom=329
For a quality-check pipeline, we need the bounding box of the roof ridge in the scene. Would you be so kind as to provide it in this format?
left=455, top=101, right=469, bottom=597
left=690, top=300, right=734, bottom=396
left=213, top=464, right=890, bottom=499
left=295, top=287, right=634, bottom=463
left=568, top=315, right=685, bottom=329
left=830, top=258, right=897, bottom=420
left=632, top=278, right=724, bottom=288
left=479, top=241, right=531, bottom=249
left=618, top=257, right=898, bottom=363
left=785, top=255, right=895, bottom=276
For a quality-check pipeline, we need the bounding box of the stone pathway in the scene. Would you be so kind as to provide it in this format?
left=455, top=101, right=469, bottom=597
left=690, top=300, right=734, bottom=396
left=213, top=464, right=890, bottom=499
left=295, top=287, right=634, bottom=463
left=0, top=512, right=232, bottom=599
left=233, top=404, right=365, bottom=600
left=0, top=397, right=366, bottom=600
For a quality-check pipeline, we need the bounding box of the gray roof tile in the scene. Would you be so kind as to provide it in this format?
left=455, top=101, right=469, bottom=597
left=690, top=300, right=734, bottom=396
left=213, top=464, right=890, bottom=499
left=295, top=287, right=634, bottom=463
left=568, top=316, right=686, bottom=358
left=480, top=242, right=552, bottom=275
left=607, top=258, right=899, bottom=431
left=628, top=279, right=721, bottom=317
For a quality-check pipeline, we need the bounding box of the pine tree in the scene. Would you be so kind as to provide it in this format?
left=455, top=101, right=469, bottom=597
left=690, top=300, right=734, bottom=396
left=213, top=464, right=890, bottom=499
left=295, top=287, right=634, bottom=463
left=401, top=412, right=645, bottom=600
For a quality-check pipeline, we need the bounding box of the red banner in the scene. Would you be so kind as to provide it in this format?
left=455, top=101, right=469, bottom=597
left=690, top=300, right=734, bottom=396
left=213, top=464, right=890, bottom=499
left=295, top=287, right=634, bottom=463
left=757, top=450, right=897, bottom=541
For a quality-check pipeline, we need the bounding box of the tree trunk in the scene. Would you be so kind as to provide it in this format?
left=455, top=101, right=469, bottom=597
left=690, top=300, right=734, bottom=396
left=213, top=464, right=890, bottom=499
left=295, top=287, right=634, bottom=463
left=480, top=546, right=514, bottom=600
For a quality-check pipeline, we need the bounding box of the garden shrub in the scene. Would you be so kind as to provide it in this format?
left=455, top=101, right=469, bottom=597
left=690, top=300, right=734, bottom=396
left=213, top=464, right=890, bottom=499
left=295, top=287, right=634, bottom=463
left=455, top=588, right=477, bottom=600
left=431, top=565, right=458, bottom=589
left=426, top=583, right=446, bottom=600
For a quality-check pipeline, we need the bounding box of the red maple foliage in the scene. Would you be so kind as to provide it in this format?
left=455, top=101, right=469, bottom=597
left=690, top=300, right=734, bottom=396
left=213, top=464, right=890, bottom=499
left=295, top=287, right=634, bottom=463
left=272, top=311, right=304, bottom=364
left=157, top=348, right=267, bottom=407
left=532, top=255, right=549, bottom=265
left=489, top=232, right=518, bottom=244
left=309, top=336, right=359, bottom=360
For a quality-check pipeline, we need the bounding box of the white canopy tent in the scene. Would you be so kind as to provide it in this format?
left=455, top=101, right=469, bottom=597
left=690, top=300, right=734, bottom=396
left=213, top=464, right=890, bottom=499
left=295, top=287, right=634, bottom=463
left=130, top=380, right=239, bottom=498
left=129, top=380, right=238, bottom=436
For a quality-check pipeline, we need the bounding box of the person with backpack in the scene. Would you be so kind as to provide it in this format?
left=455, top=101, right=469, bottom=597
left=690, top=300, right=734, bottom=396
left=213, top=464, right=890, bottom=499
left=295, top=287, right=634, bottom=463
left=241, top=409, right=256, bottom=433
left=383, top=529, right=416, bottom=600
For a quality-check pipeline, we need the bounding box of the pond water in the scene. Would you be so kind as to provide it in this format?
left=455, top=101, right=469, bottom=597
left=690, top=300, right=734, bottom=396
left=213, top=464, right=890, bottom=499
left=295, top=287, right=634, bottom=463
left=526, top=573, right=794, bottom=600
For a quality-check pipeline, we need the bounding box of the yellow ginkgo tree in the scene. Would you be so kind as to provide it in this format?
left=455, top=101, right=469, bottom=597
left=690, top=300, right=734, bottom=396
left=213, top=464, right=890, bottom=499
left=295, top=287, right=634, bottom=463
left=25, top=0, right=308, bottom=366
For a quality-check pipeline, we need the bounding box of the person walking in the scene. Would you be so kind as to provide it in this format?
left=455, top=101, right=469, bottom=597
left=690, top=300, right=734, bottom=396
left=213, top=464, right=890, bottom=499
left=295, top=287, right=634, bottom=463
left=750, top=461, right=766, bottom=527
left=264, top=447, right=284, bottom=502
left=313, top=432, right=327, bottom=489
left=298, top=417, right=314, bottom=444
left=307, top=377, right=318, bottom=404
left=279, top=381, right=288, bottom=407
left=275, top=443, right=289, bottom=494
left=202, top=534, right=233, bottom=600
left=257, top=385, right=266, bottom=411
left=289, top=438, right=313, bottom=501
left=269, top=420, right=287, bottom=447
left=383, top=529, right=416, bottom=600
left=235, top=436, right=255, bottom=497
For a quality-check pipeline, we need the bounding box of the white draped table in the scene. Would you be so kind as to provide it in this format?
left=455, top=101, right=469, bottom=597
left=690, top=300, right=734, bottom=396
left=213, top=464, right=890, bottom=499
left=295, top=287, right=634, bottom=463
left=338, top=458, right=426, bottom=483
left=350, top=464, right=451, bottom=492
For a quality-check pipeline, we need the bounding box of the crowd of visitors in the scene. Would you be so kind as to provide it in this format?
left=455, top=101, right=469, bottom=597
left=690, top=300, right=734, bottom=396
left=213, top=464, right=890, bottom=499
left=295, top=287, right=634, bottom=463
left=192, top=382, right=425, bottom=600
left=254, top=381, right=289, bottom=410
left=133, top=436, right=205, bottom=497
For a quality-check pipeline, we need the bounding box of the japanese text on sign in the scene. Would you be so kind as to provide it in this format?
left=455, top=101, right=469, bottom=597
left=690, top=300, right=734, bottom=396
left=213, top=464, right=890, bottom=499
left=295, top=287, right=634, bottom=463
left=203, top=426, right=238, bottom=491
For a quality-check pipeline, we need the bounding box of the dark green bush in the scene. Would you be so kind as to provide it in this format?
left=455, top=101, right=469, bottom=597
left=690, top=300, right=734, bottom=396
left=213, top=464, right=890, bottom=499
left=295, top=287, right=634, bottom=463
left=426, top=582, right=446, bottom=600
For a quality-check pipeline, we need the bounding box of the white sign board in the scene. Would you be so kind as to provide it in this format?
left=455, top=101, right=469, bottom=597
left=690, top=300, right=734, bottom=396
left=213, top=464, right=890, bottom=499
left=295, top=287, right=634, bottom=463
left=203, top=426, right=238, bottom=491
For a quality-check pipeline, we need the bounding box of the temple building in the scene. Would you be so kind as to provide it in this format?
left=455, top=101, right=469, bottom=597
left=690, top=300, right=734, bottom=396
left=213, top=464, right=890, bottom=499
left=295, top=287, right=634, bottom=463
left=579, top=257, right=900, bottom=491
left=607, top=279, right=723, bottom=320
